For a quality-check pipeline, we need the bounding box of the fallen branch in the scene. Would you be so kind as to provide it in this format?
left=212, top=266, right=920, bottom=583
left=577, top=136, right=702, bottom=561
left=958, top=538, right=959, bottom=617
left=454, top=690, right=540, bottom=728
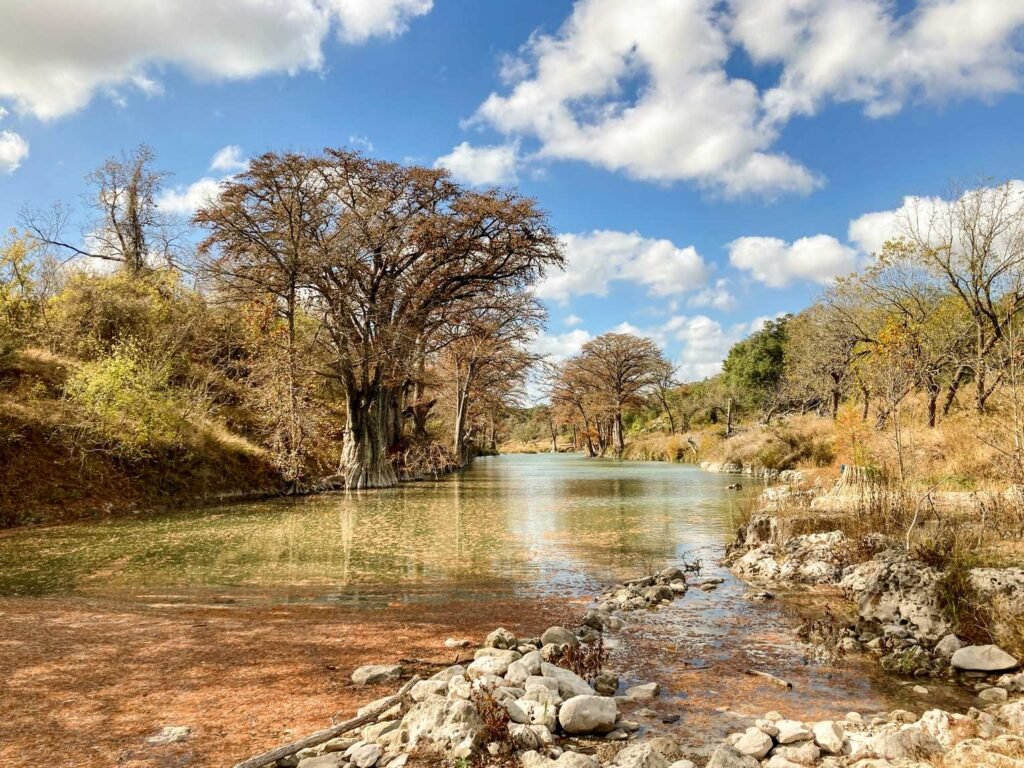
left=745, top=669, right=793, bottom=690
left=231, top=676, right=420, bottom=768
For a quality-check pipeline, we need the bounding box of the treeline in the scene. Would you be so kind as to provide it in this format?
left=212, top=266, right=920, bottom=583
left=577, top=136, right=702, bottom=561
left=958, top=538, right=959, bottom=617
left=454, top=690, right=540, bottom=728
left=1, top=145, right=562, bottom=497
left=521, top=181, right=1024, bottom=485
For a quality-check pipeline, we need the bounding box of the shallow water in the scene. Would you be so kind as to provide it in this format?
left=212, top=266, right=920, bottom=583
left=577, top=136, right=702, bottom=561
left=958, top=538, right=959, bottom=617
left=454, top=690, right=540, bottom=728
left=0, top=454, right=752, bottom=603
left=0, top=454, right=972, bottom=752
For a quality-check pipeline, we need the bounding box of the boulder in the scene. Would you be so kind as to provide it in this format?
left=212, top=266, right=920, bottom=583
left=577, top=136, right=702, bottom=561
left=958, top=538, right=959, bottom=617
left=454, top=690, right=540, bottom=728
left=474, top=647, right=522, bottom=663
left=558, top=695, right=618, bottom=734
left=705, top=744, right=759, bottom=768
left=772, top=741, right=820, bottom=765
left=486, top=627, right=517, bottom=649
left=934, top=634, right=965, bottom=659
left=344, top=742, right=382, bottom=768
left=410, top=679, right=448, bottom=701
left=841, top=552, right=949, bottom=642
left=951, top=644, right=1019, bottom=672
left=351, top=664, right=402, bottom=686
left=613, top=743, right=670, bottom=768
left=943, top=734, right=1024, bottom=767
left=812, top=720, right=845, bottom=754
left=874, top=726, right=943, bottom=761
left=732, top=728, right=773, bottom=759
left=978, top=687, right=1009, bottom=704
left=541, top=626, right=579, bottom=647
left=999, top=701, right=1024, bottom=731
left=146, top=726, right=190, bottom=745
left=775, top=720, right=812, bottom=744
left=397, top=698, right=483, bottom=752
left=467, top=655, right=511, bottom=678
left=541, top=662, right=595, bottom=697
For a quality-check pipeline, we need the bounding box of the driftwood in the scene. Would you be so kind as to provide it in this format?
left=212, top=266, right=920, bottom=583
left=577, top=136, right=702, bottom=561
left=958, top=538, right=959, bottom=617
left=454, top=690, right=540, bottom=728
left=231, top=676, right=420, bottom=768
left=745, top=669, right=793, bottom=690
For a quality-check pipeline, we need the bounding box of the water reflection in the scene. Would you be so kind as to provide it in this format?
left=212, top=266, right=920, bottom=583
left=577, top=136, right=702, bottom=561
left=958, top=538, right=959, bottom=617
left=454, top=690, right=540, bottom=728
left=0, top=454, right=750, bottom=602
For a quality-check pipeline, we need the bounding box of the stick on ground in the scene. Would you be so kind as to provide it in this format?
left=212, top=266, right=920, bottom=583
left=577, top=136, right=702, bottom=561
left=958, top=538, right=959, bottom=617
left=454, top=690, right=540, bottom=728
left=232, top=676, right=420, bottom=768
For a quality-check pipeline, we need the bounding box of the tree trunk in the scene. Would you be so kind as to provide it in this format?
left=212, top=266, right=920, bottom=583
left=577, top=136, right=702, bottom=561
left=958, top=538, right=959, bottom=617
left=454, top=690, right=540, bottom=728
left=339, top=386, right=399, bottom=489
left=942, top=364, right=967, bottom=416
left=453, top=370, right=472, bottom=466
left=725, top=397, right=734, bottom=437
left=927, top=381, right=939, bottom=428
left=830, top=374, right=841, bottom=420
left=861, top=386, right=870, bottom=422
left=612, top=409, right=625, bottom=457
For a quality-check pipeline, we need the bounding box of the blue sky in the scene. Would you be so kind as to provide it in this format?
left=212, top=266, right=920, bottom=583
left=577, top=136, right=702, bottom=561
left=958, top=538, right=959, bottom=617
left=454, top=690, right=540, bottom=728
left=1, top=0, right=1023, bottom=380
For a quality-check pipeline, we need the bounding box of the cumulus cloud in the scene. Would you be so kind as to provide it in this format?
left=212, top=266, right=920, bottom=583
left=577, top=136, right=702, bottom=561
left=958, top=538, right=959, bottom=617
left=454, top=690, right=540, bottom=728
left=688, top=278, right=736, bottom=311
left=0, top=130, right=29, bottom=174
left=157, top=177, right=223, bottom=216
left=157, top=145, right=251, bottom=215
left=434, top=141, right=520, bottom=186
left=471, top=0, right=1024, bottom=196
left=537, top=230, right=711, bottom=304
left=529, top=329, right=593, bottom=361
left=209, top=145, right=249, bottom=173
left=728, top=234, right=858, bottom=288
left=0, top=0, right=432, bottom=119
left=564, top=314, right=583, bottom=327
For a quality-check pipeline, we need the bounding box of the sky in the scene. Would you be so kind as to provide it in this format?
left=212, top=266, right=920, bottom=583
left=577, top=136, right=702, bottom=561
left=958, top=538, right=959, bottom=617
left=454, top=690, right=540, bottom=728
left=1, top=0, right=1023, bottom=382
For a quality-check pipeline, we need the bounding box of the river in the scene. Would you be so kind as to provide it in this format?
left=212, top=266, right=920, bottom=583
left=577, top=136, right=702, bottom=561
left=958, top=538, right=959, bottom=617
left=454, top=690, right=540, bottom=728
left=0, top=454, right=961, bottom=764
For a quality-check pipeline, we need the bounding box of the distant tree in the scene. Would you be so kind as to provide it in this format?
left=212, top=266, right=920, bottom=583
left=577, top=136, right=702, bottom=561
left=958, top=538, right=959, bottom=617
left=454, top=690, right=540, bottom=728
left=24, top=145, right=181, bottom=276
left=900, top=180, right=1024, bottom=414
left=722, top=317, right=790, bottom=425
left=573, top=332, right=673, bottom=457
left=786, top=304, right=859, bottom=420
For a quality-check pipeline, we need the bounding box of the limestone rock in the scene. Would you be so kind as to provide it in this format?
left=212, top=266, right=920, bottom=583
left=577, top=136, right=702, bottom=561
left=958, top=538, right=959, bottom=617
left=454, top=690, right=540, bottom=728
left=558, top=695, right=617, bottom=734
left=772, top=740, right=820, bottom=765
left=594, top=671, right=619, bottom=696
left=397, top=698, right=483, bottom=752
left=146, top=726, right=190, bottom=745
left=775, top=720, right=812, bottom=744
left=979, top=687, right=1009, bottom=704
left=705, top=743, right=759, bottom=768
left=874, top=726, right=943, bottom=761
left=345, top=742, right=382, bottom=768
left=951, top=644, right=1019, bottom=672
left=934, top=634, right=965, bottom=659
left=541, top=662, right=595, bottom=697
left=613, top=743, right=670, bottom=768
left=541, top=626, right=579, bottom=647
left=622, top=682, right=660, bottom=702
left=352, top=664, right=402, bottom=686
left=297, top=756, right=346, bottom=768
left=467, top=655, right=511, bottom=678
left=486, top=627, right=517, bottom=649
left=812, top=721, right=845, bottom=754
left=732, top=728, right=772, bottom=759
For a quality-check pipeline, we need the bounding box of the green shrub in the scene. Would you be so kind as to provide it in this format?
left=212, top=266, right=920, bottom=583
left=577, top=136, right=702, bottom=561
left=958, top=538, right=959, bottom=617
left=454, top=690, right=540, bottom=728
left=64, top=341, right=191, bottom=460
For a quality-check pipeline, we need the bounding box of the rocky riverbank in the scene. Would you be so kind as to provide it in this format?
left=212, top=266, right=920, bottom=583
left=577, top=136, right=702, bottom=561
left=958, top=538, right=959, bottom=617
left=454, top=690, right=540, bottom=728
left=228, top=561, right=1024, bottom=768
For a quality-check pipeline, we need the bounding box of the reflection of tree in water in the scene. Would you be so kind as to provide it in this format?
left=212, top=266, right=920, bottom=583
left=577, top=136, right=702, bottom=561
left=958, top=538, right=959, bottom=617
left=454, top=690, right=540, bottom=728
left=0, top=455, right=744, bottom=601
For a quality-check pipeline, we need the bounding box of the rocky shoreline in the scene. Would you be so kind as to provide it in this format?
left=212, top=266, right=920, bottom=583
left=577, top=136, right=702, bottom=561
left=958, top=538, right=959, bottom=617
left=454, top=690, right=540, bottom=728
left=223, top=548, right=1023, bottom=768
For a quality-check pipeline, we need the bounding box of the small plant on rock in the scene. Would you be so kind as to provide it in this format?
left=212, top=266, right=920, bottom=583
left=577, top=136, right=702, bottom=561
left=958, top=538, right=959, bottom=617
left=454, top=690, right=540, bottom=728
left=469, top=685, right=510, bottom=745
left=557, top=635, right=608, bottom=683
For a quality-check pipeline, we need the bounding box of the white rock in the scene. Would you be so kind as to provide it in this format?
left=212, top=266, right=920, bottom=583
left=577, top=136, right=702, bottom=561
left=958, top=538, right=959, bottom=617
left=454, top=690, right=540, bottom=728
left=444, top=638, right=471, bottom=648
left=147, top=726, right=190, bottom=745
left=772, top=741, right=819, bottom=765
left=410, top=679, right=448, bottom=701
left=979, top=686, right=1009, bottom=704
left=951, top=644, right=1019, bottom=672
left=541, top=662, right=595, bottom=697
left=467, top=655, right=511, bottom=678
left=506, top=700, right=530, bottom=724
left=704, top=744, right=759, bottom=768
left=473, top=647, right=522, bottom=663
left=541, top=626, right=579, bottom=647
left=732, top=727, right=772, bottom=759
left=812, top=721, right=845, bottom=754
left=430, top=664, right=466, bottom=682
left=344, top=742, right=382, bottom=768
left=613, top=743, right=669, bottom=768
left=667, top=763, right=697, bottom=768
left=485, top=627, right=516, bottom=649
left=622, top=682, right=660, bottom=702
left=351, top=664, right=402, bottom=686
left=396, top=698, right=483, bottom=752
left=934, top=634, right=965, bottom=658
left=775, top=720, right=812, bottom=744
left=558, top=695, right=618, bottom=734
left=999, top=701, right=1024, bottom=731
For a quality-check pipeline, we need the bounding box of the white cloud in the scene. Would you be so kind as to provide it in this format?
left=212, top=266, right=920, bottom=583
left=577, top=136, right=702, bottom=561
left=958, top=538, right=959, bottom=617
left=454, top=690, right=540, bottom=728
left=729, top=234, right=858, bottom=288
left=157, top=177, right=223, bottom=216
left=326, top=0, right=432, bottom=43
left=209, top=145, right=248, bottom=173
left=471, top=0, right=1024, bottom=196
left=688, top=278, right=736, bottom=311
left=537, top=230, right=711, bottom=304
left=349, top=134, right=375, bottom=152
left=564, top=314, right=583, bottom=327
left=529, top=329, right=593, bottom=361
left=435, top=141, right=520, bottom=186
left=0, top=131, right=28, bottom=174
left=0, top=0, right=432, bottom=120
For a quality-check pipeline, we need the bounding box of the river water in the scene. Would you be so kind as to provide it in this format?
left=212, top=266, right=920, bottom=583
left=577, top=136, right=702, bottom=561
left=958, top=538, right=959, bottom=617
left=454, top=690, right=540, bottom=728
left=0, top=454, right=964, bottom=754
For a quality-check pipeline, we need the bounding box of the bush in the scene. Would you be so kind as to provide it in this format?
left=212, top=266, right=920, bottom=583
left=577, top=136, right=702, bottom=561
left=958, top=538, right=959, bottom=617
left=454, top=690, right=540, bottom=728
left=64, top=341, right=192, bottom=460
